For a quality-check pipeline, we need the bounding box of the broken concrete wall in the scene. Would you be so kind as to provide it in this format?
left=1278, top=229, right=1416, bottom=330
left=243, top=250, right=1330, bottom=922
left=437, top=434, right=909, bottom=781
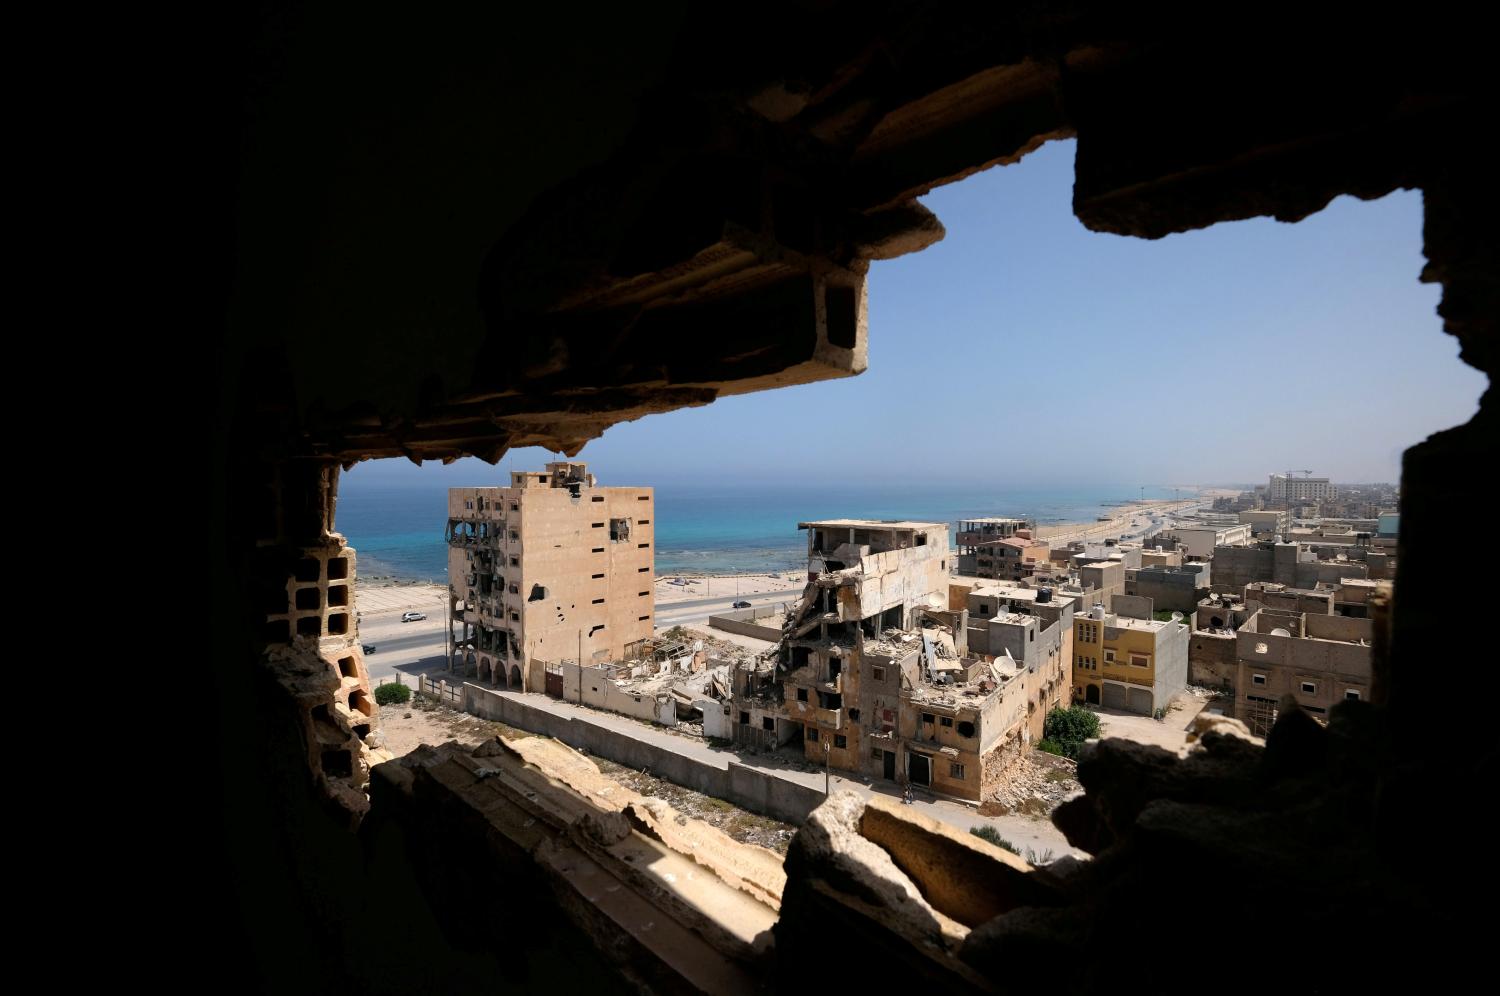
left=1189, top=631, right=1239, bottom=695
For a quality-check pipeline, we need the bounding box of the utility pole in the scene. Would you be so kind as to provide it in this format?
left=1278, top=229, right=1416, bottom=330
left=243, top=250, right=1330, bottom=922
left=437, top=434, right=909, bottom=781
left=824, top=740, right=832, bottom=795
left=577, top=629, right=583, bottom=705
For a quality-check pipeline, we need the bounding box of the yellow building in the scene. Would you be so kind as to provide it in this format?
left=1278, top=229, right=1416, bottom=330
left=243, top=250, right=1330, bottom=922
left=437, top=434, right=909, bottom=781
left=1071, top=607, right=1189, bottom=715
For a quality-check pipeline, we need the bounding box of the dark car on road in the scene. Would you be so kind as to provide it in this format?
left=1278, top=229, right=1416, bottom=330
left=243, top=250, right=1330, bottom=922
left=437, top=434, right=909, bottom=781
left=362, top=644, right=377, bottom=654
left=732, top=600, right=752, bottom=609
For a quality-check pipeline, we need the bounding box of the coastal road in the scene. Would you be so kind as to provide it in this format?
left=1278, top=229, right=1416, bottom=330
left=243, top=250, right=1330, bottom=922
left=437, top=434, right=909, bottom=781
left=654, top=588, right=795, bottom=628
left=355, top=584, right=801, bottom=679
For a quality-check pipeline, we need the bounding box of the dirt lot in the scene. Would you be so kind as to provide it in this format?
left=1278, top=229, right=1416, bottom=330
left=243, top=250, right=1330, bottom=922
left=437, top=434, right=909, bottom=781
left=1094, top=688, right=1215, bottom=753
left=375, top=694, right=796, bottom=853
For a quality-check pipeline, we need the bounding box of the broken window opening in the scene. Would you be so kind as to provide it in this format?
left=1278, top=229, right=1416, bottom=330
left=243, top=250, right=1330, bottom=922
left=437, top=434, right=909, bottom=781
left=609, top=518, right=631, bottom=541
left=529, top=584, right=548, bottom=602
left=321, top=750, right=353, bottom=779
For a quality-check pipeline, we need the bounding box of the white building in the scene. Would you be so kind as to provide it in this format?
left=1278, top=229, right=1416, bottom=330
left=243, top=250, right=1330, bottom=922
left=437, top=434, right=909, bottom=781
left=1268, top=474, right=1336, bottom=504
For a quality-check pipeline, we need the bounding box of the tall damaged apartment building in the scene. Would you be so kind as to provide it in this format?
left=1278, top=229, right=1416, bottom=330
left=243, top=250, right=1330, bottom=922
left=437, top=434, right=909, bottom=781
left=446, top=462, right=655, bottom=688
left=731, top=519, right=1074, bottom=801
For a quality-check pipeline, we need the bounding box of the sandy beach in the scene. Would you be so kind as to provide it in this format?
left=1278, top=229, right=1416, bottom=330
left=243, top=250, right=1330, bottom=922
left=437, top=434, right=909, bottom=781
left=1034, top=497, right=1197, bottom=545
left=653, top=572, right=805, bottom=604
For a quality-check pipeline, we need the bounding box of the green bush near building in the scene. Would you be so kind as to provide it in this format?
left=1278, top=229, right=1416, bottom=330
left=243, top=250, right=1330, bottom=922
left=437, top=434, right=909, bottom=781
left=969, top=825, right=1018, bottom=853
left=374, top=682, right=411, bottom=706
left=1042, top=706, right=1101, bottom=759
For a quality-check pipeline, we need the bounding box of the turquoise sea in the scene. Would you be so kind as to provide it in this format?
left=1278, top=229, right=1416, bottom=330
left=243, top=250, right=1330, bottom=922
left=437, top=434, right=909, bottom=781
left=336, top=480, right=1190, bottom=582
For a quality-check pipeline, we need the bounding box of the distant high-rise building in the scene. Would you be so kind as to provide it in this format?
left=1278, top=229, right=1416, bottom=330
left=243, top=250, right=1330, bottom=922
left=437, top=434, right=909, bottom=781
left=1268, top=473, right=1336, bottom=504
left=446, top=462, right=654, bottom=688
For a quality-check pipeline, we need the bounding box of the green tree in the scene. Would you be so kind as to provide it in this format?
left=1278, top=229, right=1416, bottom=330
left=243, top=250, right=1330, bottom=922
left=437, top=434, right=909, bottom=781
left=1043, top=706, right=1100, bottom=759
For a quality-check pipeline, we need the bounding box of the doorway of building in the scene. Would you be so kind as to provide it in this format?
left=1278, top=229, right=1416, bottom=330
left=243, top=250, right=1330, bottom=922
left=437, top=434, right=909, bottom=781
left=907, top=751, right=931, bottom=786
left=883, top=750, right=895, bottom=781
left=1086, top=684, right=1100, bottom=705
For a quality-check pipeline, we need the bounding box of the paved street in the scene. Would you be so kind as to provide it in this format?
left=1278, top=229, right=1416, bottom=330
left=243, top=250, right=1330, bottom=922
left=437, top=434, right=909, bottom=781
left=655, top=589, right=794, bottom=628
left=353, top=583, right=451, bottom=680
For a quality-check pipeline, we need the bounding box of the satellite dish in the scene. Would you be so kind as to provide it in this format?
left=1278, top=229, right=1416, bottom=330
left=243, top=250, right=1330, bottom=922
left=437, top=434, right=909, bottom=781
left=1270, top=627, right=1292, bottom=637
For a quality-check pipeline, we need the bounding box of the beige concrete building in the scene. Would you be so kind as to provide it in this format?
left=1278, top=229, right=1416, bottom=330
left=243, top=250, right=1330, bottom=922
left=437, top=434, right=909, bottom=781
left=1236, top=607, right=1372, bottom=736
left=446, top=462, right=654, bottom=688
left=1239, top=508, right=1290, bottom=537
left=955, top=517, right=1045, bottom=580
left=1141, top=547, right=1183, bottom=568
left=1165, top=523, right=1253, bottom=559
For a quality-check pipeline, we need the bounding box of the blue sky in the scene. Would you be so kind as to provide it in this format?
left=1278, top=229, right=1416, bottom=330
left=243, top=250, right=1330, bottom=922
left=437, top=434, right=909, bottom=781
left=349, top=139, right=1482, bottom=491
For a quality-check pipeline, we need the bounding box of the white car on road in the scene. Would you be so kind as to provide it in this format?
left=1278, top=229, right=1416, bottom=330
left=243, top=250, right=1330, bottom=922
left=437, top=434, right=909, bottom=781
left=400, top=611, right=427, bottom=622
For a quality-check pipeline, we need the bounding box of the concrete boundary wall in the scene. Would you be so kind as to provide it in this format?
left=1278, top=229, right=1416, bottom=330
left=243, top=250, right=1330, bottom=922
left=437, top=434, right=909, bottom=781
left=707, top=607, right=787, bottom=641
left=711, top=612, right=792, bottom=642
left=463, top=683, right=824, bottom=824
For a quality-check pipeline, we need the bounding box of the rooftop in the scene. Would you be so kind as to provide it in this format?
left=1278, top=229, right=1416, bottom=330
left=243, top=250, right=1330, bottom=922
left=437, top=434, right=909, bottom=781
left=1108, top=615, right=1178, bottom=634
left=799, top=518, right=945, bottom=530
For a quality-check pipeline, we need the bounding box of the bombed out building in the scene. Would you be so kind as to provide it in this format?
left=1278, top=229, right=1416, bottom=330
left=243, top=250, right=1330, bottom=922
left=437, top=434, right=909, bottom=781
left=730, top=520, right=1070, bottom=801
left=446, top=462, right=654, bottom=687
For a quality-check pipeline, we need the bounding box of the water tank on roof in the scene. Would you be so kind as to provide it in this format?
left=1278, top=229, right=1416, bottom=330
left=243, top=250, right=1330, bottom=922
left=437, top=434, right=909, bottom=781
left=1037, top=587, right=1052, bottom=603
